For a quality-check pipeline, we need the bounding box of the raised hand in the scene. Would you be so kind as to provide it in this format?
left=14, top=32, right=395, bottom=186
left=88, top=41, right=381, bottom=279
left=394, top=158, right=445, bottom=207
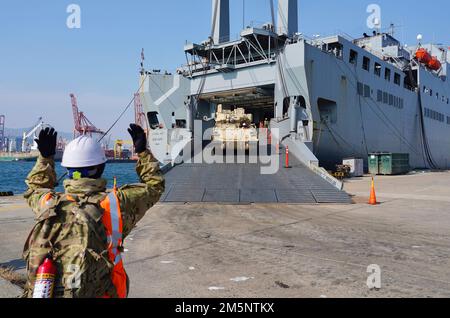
left=127, top=124, right=147, bottom=154
left=35, top=127, right=58, bottom=158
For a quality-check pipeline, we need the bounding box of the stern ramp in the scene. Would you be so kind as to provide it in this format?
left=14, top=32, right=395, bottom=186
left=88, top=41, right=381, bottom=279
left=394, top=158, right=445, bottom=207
left=160, top=151, right=351, bottom=204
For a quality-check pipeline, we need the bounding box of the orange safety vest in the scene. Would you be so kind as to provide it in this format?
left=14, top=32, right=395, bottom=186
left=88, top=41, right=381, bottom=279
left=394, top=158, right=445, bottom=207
left=39, top=191, right=128, bottom=298
left=100, top=190, right=128, bottom=298
left=40, top=193, right=54, bottom=209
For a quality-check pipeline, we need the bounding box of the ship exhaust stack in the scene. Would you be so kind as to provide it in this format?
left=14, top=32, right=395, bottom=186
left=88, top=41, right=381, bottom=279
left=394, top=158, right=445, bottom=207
left=277, top=0, right=298, bottom=37
left=211, top=0, right=230, bottom=44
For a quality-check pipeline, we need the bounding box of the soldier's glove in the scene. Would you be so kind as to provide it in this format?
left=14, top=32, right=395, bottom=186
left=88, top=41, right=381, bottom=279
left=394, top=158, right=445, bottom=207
left=128, top=124, right=147, bottom=154
left=35, top=127, right=58, bottom=158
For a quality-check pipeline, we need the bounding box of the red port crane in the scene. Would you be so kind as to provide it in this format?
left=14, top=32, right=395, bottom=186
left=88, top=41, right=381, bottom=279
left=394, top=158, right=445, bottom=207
left=70, top=94, right=105, bottom=138
left=134, top=93, right=149, bottom=133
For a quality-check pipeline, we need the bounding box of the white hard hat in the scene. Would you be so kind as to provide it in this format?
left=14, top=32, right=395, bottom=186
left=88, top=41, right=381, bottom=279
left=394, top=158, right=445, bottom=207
left=62, top=136, right=107, bottom=168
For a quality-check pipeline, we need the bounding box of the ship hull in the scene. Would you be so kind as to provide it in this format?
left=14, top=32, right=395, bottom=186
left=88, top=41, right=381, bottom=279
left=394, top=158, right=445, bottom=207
left=286, top=40, right=450, bottom=169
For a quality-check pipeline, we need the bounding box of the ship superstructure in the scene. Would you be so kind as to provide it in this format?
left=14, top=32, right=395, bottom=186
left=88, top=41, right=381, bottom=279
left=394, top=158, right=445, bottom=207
left=141, top=0, right=450, bottom=181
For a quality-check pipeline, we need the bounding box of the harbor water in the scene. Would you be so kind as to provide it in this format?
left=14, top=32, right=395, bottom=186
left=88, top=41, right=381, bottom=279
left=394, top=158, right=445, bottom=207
left=0, top=161, right=140, bottom=194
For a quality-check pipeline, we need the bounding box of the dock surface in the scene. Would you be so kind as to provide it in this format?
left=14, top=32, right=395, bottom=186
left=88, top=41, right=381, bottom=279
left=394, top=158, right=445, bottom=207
left=1, top=172, right=450, bottom=298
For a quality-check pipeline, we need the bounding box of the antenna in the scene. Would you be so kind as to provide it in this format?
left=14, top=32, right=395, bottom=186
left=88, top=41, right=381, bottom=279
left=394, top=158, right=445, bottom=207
left=417, top=34, right=423, bottom=46
left=389, top=23, right=395, bottom=36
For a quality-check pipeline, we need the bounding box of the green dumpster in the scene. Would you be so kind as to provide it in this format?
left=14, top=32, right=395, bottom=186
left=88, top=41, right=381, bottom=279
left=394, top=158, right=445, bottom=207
left=379, top=153, right=410, bottom=175
left=368, top=153, right=380, bottom=175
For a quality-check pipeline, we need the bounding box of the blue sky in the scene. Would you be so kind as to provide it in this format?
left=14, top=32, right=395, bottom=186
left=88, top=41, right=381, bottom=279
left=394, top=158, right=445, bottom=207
left=0, top=0, right=448, bottom=140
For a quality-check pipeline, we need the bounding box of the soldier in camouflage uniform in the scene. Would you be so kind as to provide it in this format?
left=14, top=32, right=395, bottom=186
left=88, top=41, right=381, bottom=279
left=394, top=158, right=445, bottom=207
left=23, top=124, right=165, bottom=298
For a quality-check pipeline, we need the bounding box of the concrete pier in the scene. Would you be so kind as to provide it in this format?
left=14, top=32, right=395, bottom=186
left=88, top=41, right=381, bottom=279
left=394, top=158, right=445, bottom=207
left=1, top=171, right=450, bottom=298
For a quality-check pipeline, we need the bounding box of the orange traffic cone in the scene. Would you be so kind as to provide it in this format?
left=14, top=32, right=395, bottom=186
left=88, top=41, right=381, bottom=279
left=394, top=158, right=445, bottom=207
left=369, top=177, right=378, bottom=205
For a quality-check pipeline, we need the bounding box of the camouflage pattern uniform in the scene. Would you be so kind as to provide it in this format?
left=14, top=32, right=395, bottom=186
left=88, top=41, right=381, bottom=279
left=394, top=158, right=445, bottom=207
left=22, top=150, right=165, bottom=298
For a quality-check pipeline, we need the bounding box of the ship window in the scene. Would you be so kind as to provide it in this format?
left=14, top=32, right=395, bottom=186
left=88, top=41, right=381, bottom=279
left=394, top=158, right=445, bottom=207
left=349, top=49, right=358, bottom=65
left=363, top=56, right=370, bottom=71
left=447, top=98, right=449, bottom=104
left=377, top=90, right=383, bottom=102
left=389, top=94, right=394, bottom=106
left=430, top=89, right=433, bottom=97
left=403, top=78, right=408, bottom=89
left=383, top=92, right=388, bottom=104
left=400, top=98, right=404, bottom=109
left=364, top=85, right=371, bottom=97
left=318, top=98, right=338, bottom=124
left=447, top=116, right=450, bottom=125
left=394, top=73, right=401, bottom=85
left=357, top=82, right=364, bottom=95
left=385, top=68, right=391, bottom=81
left=283, top=97, right=290, bottom=117
left=423, top=86, right=427, bottom=93
left=147, top=112, right=160, bottom=130
left=374, top=63, right=381, bottom=76
left=436, top=93, right=439, bottom=100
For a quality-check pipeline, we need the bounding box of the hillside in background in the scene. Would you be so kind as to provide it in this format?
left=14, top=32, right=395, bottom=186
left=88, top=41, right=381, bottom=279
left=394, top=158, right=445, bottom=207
left=5, top=127, right=73, bottom=141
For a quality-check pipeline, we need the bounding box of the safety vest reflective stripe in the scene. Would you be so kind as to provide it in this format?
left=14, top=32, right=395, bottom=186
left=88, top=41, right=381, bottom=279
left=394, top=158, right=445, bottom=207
left=108, top=193, right=122, bottom=249
left=40, top=193, right=53, bottom=208
left=100, top=191, right=127, bottom=298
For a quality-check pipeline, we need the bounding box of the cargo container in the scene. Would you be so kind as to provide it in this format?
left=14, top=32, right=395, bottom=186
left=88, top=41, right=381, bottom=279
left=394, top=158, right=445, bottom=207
left=368, top=153, right=381, bottom=175
left=379, top=153, right=410, bottom=175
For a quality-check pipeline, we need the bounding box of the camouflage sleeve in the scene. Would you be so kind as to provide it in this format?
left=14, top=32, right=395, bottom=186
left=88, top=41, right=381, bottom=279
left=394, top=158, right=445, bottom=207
left=117, top=150, right=165, bottom=237
left=23, top=155, right=57, bottom=215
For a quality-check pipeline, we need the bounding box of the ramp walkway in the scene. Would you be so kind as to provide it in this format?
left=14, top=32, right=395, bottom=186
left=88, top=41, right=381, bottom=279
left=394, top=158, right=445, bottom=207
left=161, top=152, right=351, bottom=204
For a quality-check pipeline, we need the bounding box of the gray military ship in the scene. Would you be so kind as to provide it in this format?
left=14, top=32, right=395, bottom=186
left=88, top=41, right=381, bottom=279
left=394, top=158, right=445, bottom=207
left=141, top=0, right=450, bottom=188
